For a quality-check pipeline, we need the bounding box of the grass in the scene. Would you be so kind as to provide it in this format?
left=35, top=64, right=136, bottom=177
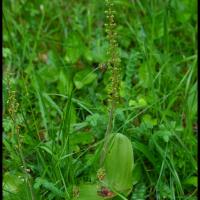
left=3, top=0, right=197, bottom=199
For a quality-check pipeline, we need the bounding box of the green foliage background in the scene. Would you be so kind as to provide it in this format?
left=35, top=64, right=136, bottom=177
left=3, top=0, right=197, bottom=199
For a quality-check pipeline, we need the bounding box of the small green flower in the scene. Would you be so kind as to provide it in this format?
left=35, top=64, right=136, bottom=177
left=97, top=168, right=106, bottom=181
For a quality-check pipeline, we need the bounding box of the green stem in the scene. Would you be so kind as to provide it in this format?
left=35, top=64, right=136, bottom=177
left=100, top=103, right=115, bottom=166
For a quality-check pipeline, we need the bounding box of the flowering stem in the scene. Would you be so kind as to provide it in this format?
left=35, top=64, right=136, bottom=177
left=100, top=0, right=121, bottom=166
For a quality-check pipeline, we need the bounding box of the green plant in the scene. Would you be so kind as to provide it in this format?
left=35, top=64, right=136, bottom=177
left=3, top=0, right=197, bottom=199
left=100, top=0, right=122, bottom=166
left=4, top=79, right=35, bottom=200
left=97, top=1, right=134, bottom=198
